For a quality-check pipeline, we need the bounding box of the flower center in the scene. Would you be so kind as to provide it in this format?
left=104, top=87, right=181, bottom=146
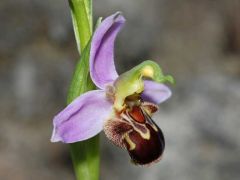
left=110, top=60, right=174, bottom=112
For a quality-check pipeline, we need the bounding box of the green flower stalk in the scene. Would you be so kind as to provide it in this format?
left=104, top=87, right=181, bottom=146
left=67, top=1, right=99, bottom=180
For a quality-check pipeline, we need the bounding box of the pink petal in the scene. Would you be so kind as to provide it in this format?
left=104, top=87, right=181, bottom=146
left=141, top=80, right=172, bottom=104
left=51, top=90, right=112, bottom=143
left=90, top=12, right=125, bottom=89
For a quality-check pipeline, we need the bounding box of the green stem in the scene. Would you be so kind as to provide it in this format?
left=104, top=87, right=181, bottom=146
left=67, top=1, right=100, bottom=180
left=70, top=136, right=99, bottom=180
left=69, top=0, right=92, bottom=54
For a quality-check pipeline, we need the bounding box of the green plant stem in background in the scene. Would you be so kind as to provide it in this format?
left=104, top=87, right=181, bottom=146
left=67, top=1, right=99, bottom=180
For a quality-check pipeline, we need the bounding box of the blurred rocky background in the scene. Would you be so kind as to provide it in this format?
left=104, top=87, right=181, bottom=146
left=0, top=0, right=240, bottom=179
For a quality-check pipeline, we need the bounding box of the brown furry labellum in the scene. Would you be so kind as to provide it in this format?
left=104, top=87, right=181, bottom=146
left=104, top=96, right=165, bottom=165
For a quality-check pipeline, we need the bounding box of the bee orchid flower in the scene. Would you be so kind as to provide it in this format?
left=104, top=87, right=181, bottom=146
left=51, top=12, right=174, bottom=165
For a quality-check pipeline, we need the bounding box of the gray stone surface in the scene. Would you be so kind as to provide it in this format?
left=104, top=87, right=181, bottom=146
left=0, top=0, right=239, bottom=180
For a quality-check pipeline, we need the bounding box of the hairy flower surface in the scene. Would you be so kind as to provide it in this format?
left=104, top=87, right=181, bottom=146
left=51, top=12, right=173, bottom=165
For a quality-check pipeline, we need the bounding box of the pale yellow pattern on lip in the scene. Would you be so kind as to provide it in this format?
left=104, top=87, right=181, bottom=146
left=124, top=133, right=136, bottom=150
left=121, top=113, right=150, bottom=140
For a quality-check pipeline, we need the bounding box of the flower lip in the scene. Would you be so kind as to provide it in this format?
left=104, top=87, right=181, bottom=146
left=104, top=98, right=165, bottom=165
left=124, top=123, right=165, bottom=165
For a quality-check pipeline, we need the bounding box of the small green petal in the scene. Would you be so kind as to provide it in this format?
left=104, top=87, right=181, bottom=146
left=113, top=60, right=174, bottom=111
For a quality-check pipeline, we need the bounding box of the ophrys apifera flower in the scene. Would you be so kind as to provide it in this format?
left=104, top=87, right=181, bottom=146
left=51, top=12, right=174, bottom=165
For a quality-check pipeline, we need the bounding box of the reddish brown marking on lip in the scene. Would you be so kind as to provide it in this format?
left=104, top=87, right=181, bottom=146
left=128, top=106, right=145, bottom=123
left=124, top=124, right=165, bottom=165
